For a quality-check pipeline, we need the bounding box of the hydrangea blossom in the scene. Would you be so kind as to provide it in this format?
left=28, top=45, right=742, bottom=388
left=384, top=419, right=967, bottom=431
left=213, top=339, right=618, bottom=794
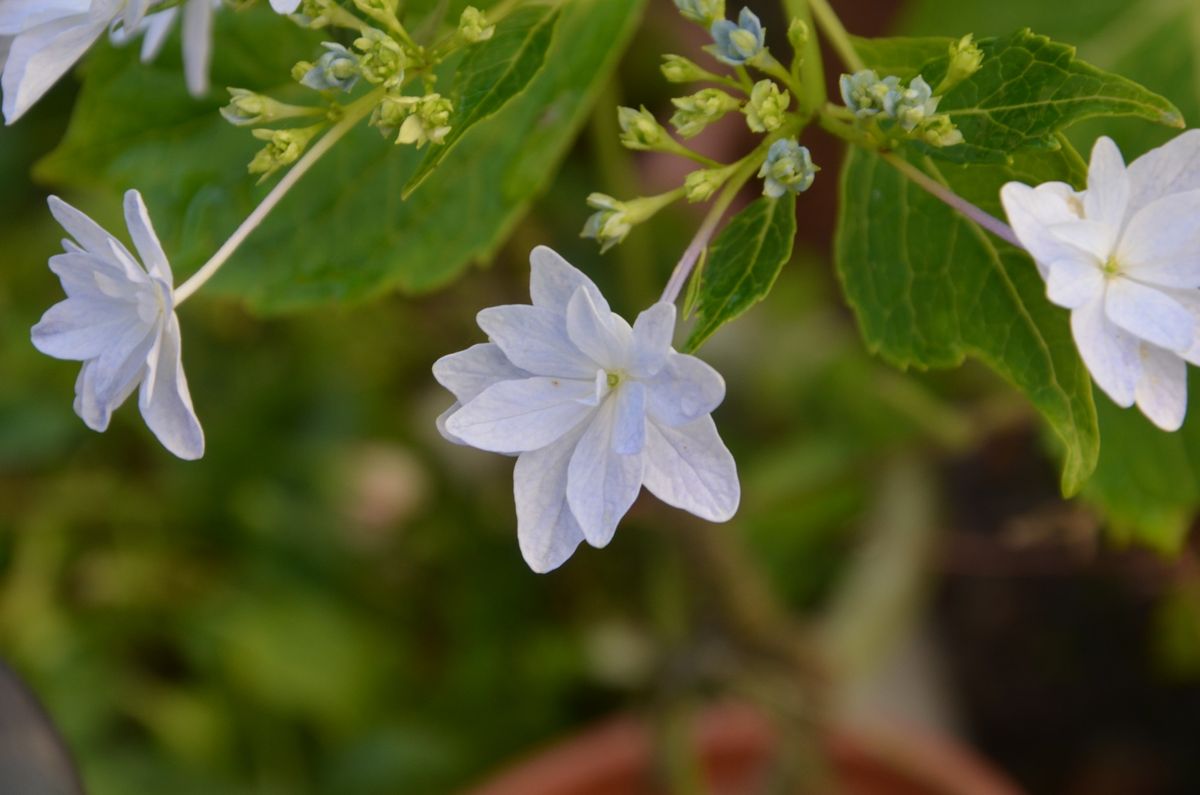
left=434, top=247, right=740, bottom=572
left=709, top=7, right=764, bottom=66
left=112, top=0, right=220, bottom=97
left=1001, top=133, right=1200, bottom=430
left=31, top=191, right=205, bottom=459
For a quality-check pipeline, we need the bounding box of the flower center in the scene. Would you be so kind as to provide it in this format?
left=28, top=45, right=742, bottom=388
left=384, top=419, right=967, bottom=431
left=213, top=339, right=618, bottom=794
left=1102, top=256, right=1122, bottom=278
left=606, top=372, right=621, bottom=387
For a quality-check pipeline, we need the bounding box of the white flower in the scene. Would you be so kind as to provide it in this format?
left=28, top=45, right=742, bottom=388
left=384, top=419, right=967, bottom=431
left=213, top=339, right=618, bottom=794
left=433, top=246, right=740, bottom=572
left=1, top=0, right=123, bottom=124
left=111, top=0, right=219, bottom=97
left=269, top=0, right=301, bottom=13
left=1001, top=133, right=1200, bottom=431
left=31, top=190, right=205, bottom=459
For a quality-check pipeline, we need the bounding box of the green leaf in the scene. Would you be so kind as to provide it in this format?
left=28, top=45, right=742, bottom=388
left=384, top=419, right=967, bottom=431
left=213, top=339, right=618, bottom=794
left=849, top=35, right=951, bottom=80
left=857, top=29, right=1183, bottom=164
left=835, top=147, right=1099, bottom=494
left=403, top=6, right=560, bottom=198
left=683, top=194, right=796, bottom=352
left=37, top=0, right=646, bottom=313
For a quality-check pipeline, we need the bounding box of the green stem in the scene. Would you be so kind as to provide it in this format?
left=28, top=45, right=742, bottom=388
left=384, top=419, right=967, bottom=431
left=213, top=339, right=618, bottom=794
left=807, top=0, right=865, bottom=72
left=884, top=152, right=1022, bottom=248
left=661, top=150, right=764, bottom=304
left=175, top=89, right=384, bottom=304
left=1056, top=131, right=1089, bottom=187
left=784, top=0, right=827, bottom=112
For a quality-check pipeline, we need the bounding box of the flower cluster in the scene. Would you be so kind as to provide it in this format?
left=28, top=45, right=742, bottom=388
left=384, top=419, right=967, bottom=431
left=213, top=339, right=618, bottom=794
left=838, top=69, right=963, bottom=147
left=434, top=247, right=739, bottom=572
left=1002, top=133, right=1200, bottom=431
left=583, top=3, right=818, bottom=252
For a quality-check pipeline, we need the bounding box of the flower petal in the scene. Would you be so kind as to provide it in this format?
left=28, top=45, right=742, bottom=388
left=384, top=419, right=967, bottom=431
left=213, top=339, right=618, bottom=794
left=432, top=342, right=529, bottom=404
left=566, top=286, right=632, bottom=371
left=139, top=313, right=204, bottom=459
left=1044, top=257, right=1104, bottom=310
left=611, top=381, right=646, bottom=455
left=446, top=376, right=596, bottom=453
left=1161, top=288, right=1200, bottom=367
left=513, top=423, right=588, bottom=573
left=477, top=304, right=596, bottom=379
left=47, top=195, right=136, bottom=269
left=123, top=190, right=172, bottom=284
left=269, top=0, right=303, bottom=13
left=89, top=319, right=157, bottom=409
left=1115, top=188, right=1200, bottom=289
left=643, top=415, right=739, bottom=522
left=2, top=2, right=112, bottom=124
left=1134, top=343, right=1187, bottom=432
left=31, top=297, right=142, bottom=360
left=529, top=245, right=609, bottom=316
left=0, top=0, right=88, bottom=35
left=180, top=0, right=212, bottom=97
left=1000, top=181, right=1087, bottom=273
left=73, top=358, right=138, bottom=432
left=1127, top=129, right=1200, bottom=213
left=138, top=9, right=176, bottom=61
left=629, top=302, right=675, bottom=378
left=644, top=351, right=726, bottom=427
left=566, top=397, right=644, bottom=547
left=1104, top=278, right=1193, bottom=353
left=1046, top=219, right=1113, bottom=263
left=1083, top=136, right=1130, bottom=230
left=1071, top=294, right=1140, bottom=407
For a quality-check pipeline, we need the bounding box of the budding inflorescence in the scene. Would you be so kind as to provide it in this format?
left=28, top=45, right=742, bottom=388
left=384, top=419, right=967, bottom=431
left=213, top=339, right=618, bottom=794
left=838, top=69, right=964, bottom=148
left=582, top=3, right=823, bottom=254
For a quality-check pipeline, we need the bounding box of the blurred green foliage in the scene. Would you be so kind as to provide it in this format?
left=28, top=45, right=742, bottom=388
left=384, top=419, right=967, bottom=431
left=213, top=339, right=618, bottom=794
left=2, top=0, right=1200, bottom=793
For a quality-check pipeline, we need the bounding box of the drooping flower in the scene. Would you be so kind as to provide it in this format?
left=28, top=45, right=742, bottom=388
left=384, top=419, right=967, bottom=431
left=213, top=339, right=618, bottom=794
left=1001, top=133, right=1200, bottom=430
left=434, top=247, right=740, bottom=572
left=31, top=190, right=205, bottom=459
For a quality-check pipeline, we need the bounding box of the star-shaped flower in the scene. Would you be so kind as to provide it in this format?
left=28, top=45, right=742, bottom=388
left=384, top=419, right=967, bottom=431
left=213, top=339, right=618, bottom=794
left=1001, top=133, right=1200, bottom=430
left=31, top=190, right=205, bottom=459
left=434, top=247, right=740, bottom=572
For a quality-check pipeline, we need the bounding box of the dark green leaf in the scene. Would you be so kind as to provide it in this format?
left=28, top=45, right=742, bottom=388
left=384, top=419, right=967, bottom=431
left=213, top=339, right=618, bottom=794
left=683, top=194, right=796, bottom=352
left=835, top=147, right=1099, bottom=494
left=403, top=6, right=560, bottom=197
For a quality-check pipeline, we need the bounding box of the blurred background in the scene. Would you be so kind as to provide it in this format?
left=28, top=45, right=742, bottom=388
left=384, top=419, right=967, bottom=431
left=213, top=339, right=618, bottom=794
left=2, top=0, right=1200, bottom=793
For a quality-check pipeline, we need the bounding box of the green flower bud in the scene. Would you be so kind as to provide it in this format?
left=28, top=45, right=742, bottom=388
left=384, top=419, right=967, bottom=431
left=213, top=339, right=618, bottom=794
left=221, top=88, right=320, bottom=127
left=396, top=93, right=453, bottom=147
left=617, top=105, right=666, bottom=150
left=661, top=54, right=719, bottom=84
left=458, top=6, right=495, bottom=43
left=743, top=79, right=790, bottom=133
left=787, top=18, right=809, bottom=56
left=920, top=115, right=963, bottom=147
left=248, top=124, right=323, bottom=182
left=942, top=34, right=983, bottom=92
left=684, top=165, right=734, bottom=203
left=670, top=88, right=740, bottom=138
left=674, top=0, right=724, bottom=26
left=581, top=193, right=634, bottom=253
left=758, top=138, right=816, bottom=197
left=354, top=28, right=406, bottom=88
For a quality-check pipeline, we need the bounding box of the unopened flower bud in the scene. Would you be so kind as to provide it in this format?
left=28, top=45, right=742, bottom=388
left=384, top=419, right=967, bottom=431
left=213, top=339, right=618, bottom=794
left=942, top=34, right=983, bottom=92
left=839, top=69, right=899, bottom=117
left=886, top=75, right=938, bottom=131
left=758, top=138, right=816, bottom=197
left=458, top=6, right=494, bottom=43
left=684, top=166, right=733, bottom=203
left=221, top=88, right=319, bottom=127
left=661, top=54, right=718, bottom=84
left=355, top=28, right=406, bottom=88
left=787, top=18, right=809, bottom=56
left=299, top=42, right=360, bottom=92
left=744, top=79, right=789, bottom=133
left=249, top=124, right=323, bottom=181
left=674, top=0, right=724, bottom=25
left=670, top=88, right=740, bottom=138
left=396, top=93, right=453, bottom=147
left=581, top=193, right=633, bottom=253
left=920, top=115, right=963, bottom=147
left=618, top=106, right=665, bottom=150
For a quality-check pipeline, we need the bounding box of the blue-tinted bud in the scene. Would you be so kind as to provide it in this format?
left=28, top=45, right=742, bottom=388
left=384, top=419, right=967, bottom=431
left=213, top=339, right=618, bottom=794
left=300, top=43, right=360, bottom=92
left=758, top=138, right=816, bottom=198
left=710, top=7, right=765, bottom=66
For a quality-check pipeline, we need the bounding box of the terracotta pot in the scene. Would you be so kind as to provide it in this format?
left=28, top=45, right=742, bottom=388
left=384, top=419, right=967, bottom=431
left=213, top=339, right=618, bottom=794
left=464, top=703, right=1025, bottom=795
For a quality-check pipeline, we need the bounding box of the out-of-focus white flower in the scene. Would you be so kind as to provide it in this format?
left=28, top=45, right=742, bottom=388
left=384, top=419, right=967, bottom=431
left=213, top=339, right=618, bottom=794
left=32, top=190, right=205, bottom=459
left=1, top=0, right=123, bottom=124
left=112, top=0, right=219, bottom=97
left=1001, top=133, right=1200, bottom=430
left=434, top=247, right=740, bottom=572
left=269, top=0, right=301, bottom=13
